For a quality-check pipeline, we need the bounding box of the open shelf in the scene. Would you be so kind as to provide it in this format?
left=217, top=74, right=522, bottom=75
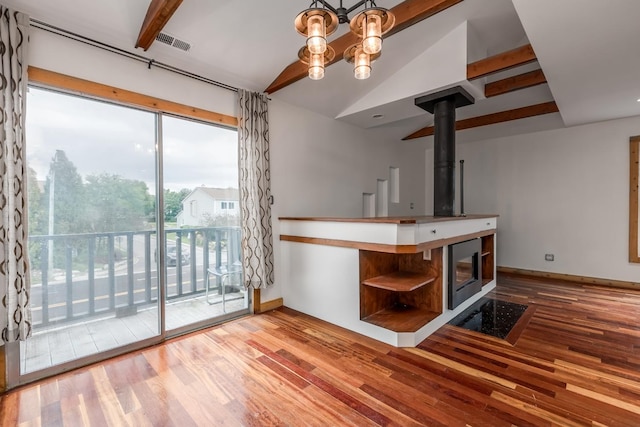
left=362, top=271, right=436, bottom=292
left=363, top=305, right=440, bottom=332
left=359, top=249, right=443, bottom=333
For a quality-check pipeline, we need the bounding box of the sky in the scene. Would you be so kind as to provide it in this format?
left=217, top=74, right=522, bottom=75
left=26, top=86, right=239, bottom=194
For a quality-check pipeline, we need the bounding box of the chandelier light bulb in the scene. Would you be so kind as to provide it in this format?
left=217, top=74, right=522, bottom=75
left=362, top=14, right=382, bottom=54
left=307, top=14, right=327, bottom=54
left=299, top=45, right=334, bottom=80
left=309, top=52, right=325, bottom=80
left=354, top=46, right=371, bottom=80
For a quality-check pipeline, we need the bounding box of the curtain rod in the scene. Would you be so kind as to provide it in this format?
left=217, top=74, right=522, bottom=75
left=29, top=19, right=239, bottom=93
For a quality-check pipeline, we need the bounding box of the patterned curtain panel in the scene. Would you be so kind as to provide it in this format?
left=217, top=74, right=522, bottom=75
left=0, top=7, right=31, bottom=344
left=237, top=90, right=274, bottom=289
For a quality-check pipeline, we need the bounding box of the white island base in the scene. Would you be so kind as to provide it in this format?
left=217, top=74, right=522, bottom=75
left=279, top=215, right=498, bottom=347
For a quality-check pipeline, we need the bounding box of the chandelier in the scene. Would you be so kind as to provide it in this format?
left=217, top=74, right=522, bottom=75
left=295, top=1, right=395, bottom=80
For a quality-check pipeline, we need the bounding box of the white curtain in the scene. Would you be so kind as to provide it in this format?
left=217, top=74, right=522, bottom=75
left=237, top=90, right=274, bottom=289
left=0, top=6, right=31, bottom=343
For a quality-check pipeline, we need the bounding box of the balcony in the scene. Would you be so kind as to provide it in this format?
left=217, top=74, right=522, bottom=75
left=23, top=226, right=248, bottom=374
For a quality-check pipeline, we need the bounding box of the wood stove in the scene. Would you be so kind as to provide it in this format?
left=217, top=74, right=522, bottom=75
left=448, top=238, right=482, bottom=309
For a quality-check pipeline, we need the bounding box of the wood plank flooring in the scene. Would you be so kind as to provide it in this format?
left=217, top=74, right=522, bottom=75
left=2, top=273, right=640, bottom=426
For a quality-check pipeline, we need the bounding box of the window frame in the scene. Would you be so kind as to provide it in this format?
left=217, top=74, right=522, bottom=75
left=27, top=67, right=238, bottom=127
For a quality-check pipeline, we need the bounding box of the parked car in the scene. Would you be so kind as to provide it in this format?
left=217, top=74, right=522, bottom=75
left=167, top=244, right=190, bottom=266
left=155, top=244, right=190, bottom=267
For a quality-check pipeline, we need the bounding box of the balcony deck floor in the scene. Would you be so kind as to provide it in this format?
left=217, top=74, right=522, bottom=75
left=21, top=291, right=248, bottom=374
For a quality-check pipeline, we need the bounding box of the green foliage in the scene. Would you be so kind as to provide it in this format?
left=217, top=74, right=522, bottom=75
left=27, top=167, right=46, bottom=235
left=32, top=150, right=160, bottom=236
left=163, top=188, right=191, bottom=222
left=84, top=173, right=154, bottom=232
left=27, top=167, right=45, bottom=265
left=28, top=151, right=160, bottom=269
left=44, top=150, right=86, bottom=235
left=27, top=150, right=208, bottom=270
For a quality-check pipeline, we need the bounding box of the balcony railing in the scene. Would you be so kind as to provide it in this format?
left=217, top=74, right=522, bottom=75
left=28, top=226, right=242, bottom=328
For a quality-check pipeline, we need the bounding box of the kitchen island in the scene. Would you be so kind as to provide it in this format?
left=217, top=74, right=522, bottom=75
left=279, top=215, right=498, bottom=347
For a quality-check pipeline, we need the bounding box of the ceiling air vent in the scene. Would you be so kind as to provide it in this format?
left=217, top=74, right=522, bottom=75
left=155, top=32, right=191, bottom=52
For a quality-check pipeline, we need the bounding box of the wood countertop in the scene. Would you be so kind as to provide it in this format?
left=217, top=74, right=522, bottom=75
left=278, top=214, right=498, bottom=224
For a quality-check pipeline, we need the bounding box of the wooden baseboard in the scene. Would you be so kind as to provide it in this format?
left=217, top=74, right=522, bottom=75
left=497, top=266, right=640, bottom=290
left=253, top=289, right=261, bottom=314
left=258, top=298, right=284, bottom=313
left=0, top=345, right=5, bottom=393
left=252, top=288, right=284, bottom=313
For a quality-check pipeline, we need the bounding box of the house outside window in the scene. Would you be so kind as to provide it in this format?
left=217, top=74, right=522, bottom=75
left=176, top=188, right=239, bottom=227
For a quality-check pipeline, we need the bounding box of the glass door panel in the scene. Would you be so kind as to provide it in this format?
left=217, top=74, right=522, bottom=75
left=162, top=115, right=249, bottom=332
left=22, top=87, right=159, bottom=375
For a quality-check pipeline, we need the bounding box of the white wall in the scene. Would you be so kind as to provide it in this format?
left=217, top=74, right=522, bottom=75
left=28, top=27, right=236, bottom=117
left=417, top=116, right=640, bottom=284
left=265, top=99, right=415, bottom=302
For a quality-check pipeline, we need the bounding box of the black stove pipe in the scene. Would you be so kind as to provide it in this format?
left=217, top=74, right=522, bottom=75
left=432, top=98, right=457, bottom=216
left=415, top=86, right=475, bottom=217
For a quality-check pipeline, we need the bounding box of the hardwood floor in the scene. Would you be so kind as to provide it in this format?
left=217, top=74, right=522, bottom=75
left=2, top=273, right=640, bottom=426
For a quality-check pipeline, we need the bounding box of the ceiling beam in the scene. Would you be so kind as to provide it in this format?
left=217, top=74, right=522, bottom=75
left=135, top=0, right=184, bottom=51
left=402, top=101, right=559, bottom=140
left=484, top=69, right=547, bottom=97
left=467, top=44, right=537, bottom=80
left=264, top=0, right=463, bottom=94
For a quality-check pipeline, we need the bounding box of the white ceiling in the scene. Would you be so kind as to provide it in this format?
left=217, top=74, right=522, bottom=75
left=513, top=0, right=640, bottom=127
left=4, top=0, right=640, bottom=141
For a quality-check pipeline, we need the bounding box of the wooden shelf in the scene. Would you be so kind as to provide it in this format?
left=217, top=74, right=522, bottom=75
left=482, top=278, right=493, bottom=287
left=481, top=251, right=491, bottom=257
left=359, top=249, right=443, bottom=334
left=363, top=305, right=440, bottom=332
left=362, top=271, right=436, bottom=292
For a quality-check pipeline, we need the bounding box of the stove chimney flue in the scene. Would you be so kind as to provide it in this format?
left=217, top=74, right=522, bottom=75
left=415, top=86, right=474, bottom=217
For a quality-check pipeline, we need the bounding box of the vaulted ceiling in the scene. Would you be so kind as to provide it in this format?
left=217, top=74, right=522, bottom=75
left=4, top=0, right=640, bottom=142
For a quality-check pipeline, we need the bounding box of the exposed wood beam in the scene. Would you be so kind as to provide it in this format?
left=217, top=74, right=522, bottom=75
left=467, top=44, right=537, bottom=80
left=484, top=69, right=546, bottom=98
left=135, top=0, right=183, bottom=51
left=402, top=101, right=559, bottom=140
left=265, top=0, right=463, bottom=94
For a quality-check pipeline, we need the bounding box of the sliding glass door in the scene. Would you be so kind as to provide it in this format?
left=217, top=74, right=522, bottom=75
left=162, top=114, right=249, bottom=333
left=16, top=86, right=248, bottom=384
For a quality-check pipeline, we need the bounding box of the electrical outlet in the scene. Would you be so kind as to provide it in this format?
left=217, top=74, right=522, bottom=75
left=545, top=254, right=554, bottom=261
